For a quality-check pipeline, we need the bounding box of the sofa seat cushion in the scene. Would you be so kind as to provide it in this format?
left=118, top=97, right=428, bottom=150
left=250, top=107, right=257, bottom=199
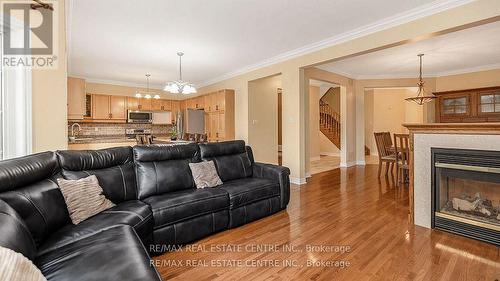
left=36, top=225, right=161, bottom=281
left=37, top=200, right=153, bottom=256
left=143, top=188, right=229, bottom=229
left=220, top=178, right=280, bottom=209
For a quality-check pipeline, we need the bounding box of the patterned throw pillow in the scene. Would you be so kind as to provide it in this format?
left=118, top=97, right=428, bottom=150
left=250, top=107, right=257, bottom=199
left=57, top=175, right=115, bottom=225
left=189, top=161, right=223, bottom=188
left=0, top=246, right=46, bottom=281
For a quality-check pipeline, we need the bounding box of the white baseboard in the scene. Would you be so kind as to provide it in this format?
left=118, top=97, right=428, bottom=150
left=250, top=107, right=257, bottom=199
left=340, top=161, right=356, bottom=168
left=310, top=156, right=321, bottom=161
left=356, top=160, right=366, bottom=165
left=306, top=172, right=312, bottom=178
left=290, top=177, right=307, bottom=185
left=320, top=152, right=340, bottom=157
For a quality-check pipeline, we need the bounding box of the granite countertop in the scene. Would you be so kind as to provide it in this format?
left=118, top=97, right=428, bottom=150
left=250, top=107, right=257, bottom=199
left=68, top=135, right=190, bottom=145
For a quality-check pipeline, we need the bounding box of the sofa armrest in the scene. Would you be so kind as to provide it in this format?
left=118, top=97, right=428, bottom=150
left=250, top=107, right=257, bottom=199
left=252, top=163, right=290, bottom=209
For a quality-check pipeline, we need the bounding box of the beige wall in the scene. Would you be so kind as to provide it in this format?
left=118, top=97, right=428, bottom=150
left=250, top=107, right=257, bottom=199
left=32, top=0, right=68, bottom=152
left=435, top=68, right=500, bottom=92
left=364, top=88, right=423, bottom=155
left=248, top=75, right=281, bottom=164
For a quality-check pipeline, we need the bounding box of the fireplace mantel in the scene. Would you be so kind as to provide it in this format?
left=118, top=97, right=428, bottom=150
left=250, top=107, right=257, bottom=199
left=403, top=123, right=500, bottom=225
left=403, top=122, right=500, bottom=135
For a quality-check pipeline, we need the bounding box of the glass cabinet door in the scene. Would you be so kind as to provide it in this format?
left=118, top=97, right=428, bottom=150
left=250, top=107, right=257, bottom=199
left=442, top=96, right=468, bottom=115
left=479, top=91, right=500, bottom=113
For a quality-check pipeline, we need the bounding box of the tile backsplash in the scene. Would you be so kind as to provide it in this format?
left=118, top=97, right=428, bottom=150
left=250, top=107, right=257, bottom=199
left=68, top=122, right=173, bottom=137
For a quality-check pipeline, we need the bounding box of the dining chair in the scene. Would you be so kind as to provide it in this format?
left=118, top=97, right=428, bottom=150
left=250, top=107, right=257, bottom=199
left=374, top=132, right=396, bottom=177
left=136, top=134, right=153, bottom=145
left=394, top=134, right=410, bottom=186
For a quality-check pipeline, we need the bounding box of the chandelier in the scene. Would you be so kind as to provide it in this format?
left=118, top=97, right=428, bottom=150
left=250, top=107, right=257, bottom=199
left=164, top=52, right=197, bottom=95
left=405, top=54, right=436, bottom=105
left=135, top=74, right=160, bottom=99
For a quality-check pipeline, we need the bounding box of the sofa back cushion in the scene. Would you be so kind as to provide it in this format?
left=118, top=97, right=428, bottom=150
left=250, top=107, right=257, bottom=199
left=56, top=147, right=137, bottom=203
left=199, top=141, right=253, bottom=182
left=0, top=199, right=37, bottom=260
left=133, top=144, right=200, bottom=199
left=0, top=152, right=69, bottom=247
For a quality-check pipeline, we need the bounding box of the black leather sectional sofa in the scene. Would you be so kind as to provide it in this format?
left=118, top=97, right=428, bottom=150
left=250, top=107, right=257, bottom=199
left=0, top=140, right=290, bottom=281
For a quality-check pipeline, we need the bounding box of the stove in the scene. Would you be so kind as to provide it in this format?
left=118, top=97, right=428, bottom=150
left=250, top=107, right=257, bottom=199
left=125, top=129, right=152, bottom=139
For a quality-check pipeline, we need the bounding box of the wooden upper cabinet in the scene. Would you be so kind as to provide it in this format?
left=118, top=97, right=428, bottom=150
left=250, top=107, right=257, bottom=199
left=109, top=96, right=127, bottom=119
left=151, top=99, right=163, bottom=111
left=92, top=94, right=111, bottom=119
left=92, top=94, right=126, bottom=120
left=127, top=97, right=140, bottom=111
left=128, top=97, right=152, bottom=111
left=435, top=86, right=500, bottom=123
left=67, top=77, right=86, bottom=120
left=162, top=100, right=172, bottom=111
left=216, top=90, right=226, bottom=111
left=138, top=98, right=152, bottom=111
left=195, top=96, right=204, bottom=109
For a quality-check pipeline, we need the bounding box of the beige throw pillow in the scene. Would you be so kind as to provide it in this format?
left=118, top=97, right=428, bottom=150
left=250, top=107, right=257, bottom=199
left=189, top=161, right=223, bottom=188
left=0, top=246, right=46, bottom=281
left=57, top=175, right=115, bottom=225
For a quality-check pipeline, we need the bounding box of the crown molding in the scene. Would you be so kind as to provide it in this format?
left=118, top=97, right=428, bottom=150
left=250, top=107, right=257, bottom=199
left=197, top=0, right=475, bottom=88
left=325, top=63, right=500, bottom=80
left=81, top=76, right=166, bottom=90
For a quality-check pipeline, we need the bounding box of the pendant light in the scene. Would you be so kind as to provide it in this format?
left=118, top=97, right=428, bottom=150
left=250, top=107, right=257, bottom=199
left=136, top=74, right=156, bottom=99
left=164, top=52, right=197, bottom=95
left=405, top=54, right=436, bottom=105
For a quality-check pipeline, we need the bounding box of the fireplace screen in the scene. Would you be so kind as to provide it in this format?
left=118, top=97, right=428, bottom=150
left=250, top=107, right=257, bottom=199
left=432, top=148, right=500, bottom=246
left=436, top=166, right=500, bottom=228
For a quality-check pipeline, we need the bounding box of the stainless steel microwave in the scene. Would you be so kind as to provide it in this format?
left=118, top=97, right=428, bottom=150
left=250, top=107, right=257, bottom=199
left=128, top=110, right=153, bottom=123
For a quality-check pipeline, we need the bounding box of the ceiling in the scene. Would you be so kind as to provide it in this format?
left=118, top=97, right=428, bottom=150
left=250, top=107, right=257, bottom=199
left=67, top=0, right=465, bottom=89
left=317, top=21, right=500, bottom=79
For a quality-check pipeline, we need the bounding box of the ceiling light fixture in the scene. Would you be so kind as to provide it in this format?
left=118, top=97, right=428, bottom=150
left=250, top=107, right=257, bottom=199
left=153, top=94, right=160, bottom=99
left=136, top=74, right=157, bottom=99
left=405, top=54, right=437, bottom=105
left=164, top=52, right=197, bottom=95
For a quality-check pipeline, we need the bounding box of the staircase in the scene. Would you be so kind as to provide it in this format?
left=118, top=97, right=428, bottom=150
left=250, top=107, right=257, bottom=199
left=319, top=100, right=341, bottom=148
left=319, top=99, right=371, bottom=155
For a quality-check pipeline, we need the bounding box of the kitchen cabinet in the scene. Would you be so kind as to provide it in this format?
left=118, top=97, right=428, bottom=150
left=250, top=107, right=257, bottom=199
left=152, top=99, right=162, bottom=111
left=127, top=97, right=152, bottom=111
left=67, top=77, right=86, bottom=120
left=203, top=89, right=234, bottom=142
left=127, top=97, right=139, bottom=111
left=162, top=100, right=172, bottom=111
left=195, top=96, right=204, bottom=109
left=435, top=86, right=500, bottom=123
left=92, top=94, right=111, bottom=119
left=138, top=98, right=152, bottom=110
left=110, top=96, right=127, bottom=119
left=151, top=99, right=171, bottom=111
left=216, top=90, right=226, bottom=112
left=92, top=94, right=127, bottom=120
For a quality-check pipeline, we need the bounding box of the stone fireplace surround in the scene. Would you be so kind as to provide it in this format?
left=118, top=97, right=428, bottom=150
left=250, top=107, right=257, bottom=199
left=404, top=123, right=500, bottom=229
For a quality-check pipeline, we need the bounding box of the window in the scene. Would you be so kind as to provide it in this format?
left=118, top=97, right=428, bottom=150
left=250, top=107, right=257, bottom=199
left=479, top=92, right=500, bottom=113
left=442, top=96, right=468, bottom=115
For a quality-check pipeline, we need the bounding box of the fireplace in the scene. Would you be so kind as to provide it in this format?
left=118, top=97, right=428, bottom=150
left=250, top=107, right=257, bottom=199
left=432, top=148, right=500, bottom=246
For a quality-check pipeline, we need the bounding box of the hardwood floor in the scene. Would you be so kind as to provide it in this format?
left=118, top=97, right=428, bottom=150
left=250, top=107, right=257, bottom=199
left=154, top=165, right=500, bottom=280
